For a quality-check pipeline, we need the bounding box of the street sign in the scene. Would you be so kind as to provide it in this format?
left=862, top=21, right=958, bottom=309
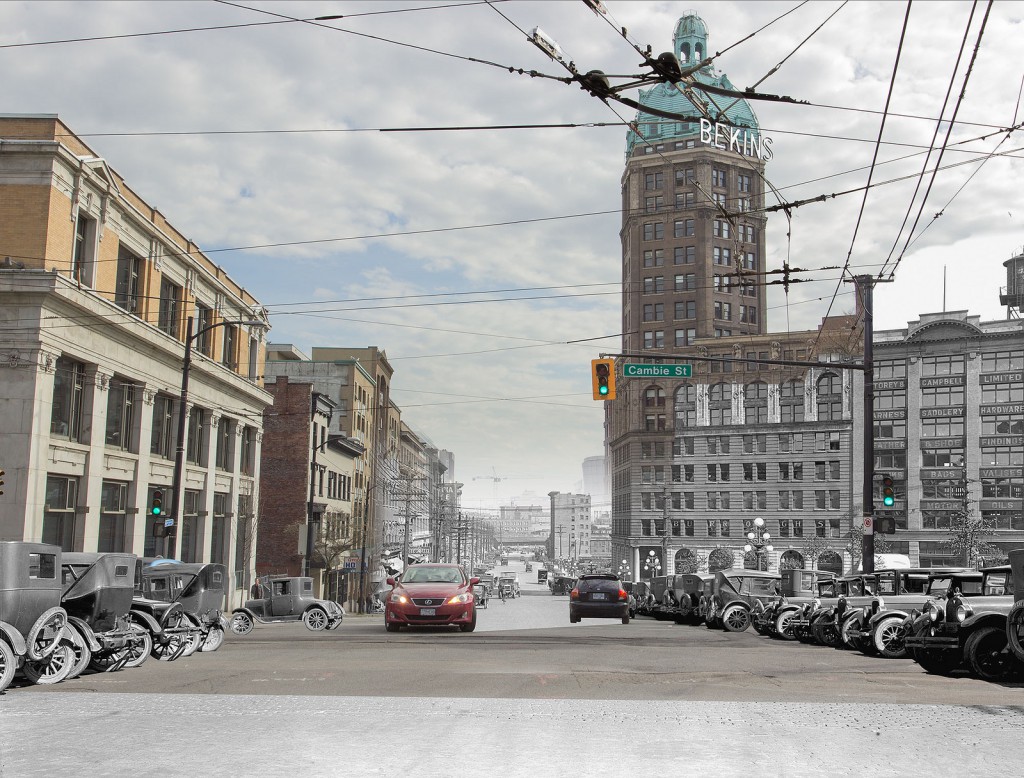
left=622, top=363, right=692, bottom=378
left=863, top=516, right=873, bottom=535
left=343, top=559, right=358, bottom=570
left=164, top=518, right=175, bottom=528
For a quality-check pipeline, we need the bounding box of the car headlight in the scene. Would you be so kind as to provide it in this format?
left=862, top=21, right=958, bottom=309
left=811, top=598, right=821, bottom=610
left=955, top=602, right=972, bottom=622
left=447, top=593, right=472, bottom=605
left=393, top=594, right=409, bottom=604
left=924, top=601, right=940, bottom=622
left=875, top=597, right=885, bottom=612
left=862, top=606, right=871, bottom=618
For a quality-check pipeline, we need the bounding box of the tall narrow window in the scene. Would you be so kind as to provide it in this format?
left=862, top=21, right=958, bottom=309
left=216, top=417, right=234, bottom=470
left=72, top=214, right=94, bottom=286
left=186, top=406, right=207, bottom=465
left=51, top=357, right=86, bottom=442
left=115, top=246, right=141, bottom=312
left=43, top=476, right=79, bottom=551
left=151, top=394, right=177, bottom=459
left=240, top=426, right=256, bottom=475
left=816, top=373, right=843, bottom=421
left=158, top=278, right=181, bottom=338
left=211, top=492, right=230, bottom=567
left=222, top=325, right=237, bottom=369
left=195, top=304, right=213, bottom=356
left=99, top=480, right=128, bottom=553
left=248, top=338, right=258, bottom=381
left=105, top=377, right=136, bottom=451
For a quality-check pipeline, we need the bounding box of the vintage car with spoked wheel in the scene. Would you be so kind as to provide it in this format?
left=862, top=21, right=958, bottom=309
left=384, top=563, right=479, bottom=632
left=0, top=542, right=76, bottom=691
left=141, top=559, right=229, bottom=653
left=705, top=569, right=781, bottom=632
left=1005, top=549, right=1024, bottom=666
left=905, top=563, right=1019, bottom=680
left=842, top=567, right=970, bottom=658
left=669, top=573, right=713, bottom=625
left=230, top=575, right=343, bottom=635
left=61, top=551, right=151, bottom=678
left=751, top=568, right=835, bottom=640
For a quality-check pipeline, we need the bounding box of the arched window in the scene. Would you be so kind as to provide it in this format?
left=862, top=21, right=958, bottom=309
left=675, top=548, right=699, bottom=574
left=708, top=547, right=734, bottom=572
left=744, top=381, right=768, bottom=424
left=644, top=385, right=666, bottom=408
left=708, top=382, right=732, bottom=425
left=680, top=42, right=690, bottom=63
left=816, top=373, right=843, bottom=421
left=675, top=384, right=696, bottom=427
left=780, top=550, right=805, bottom=570
left=780, top=379, right=805, bottom=423
left=818, top=550, right=843, bottom=575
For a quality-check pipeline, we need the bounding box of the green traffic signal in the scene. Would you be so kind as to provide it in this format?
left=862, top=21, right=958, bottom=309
left=881, top=475, right=895, bottom=507
left=151, top=488, right=163, bottom=516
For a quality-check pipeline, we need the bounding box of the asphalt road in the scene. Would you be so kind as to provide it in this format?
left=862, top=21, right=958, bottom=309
left=3, top=563, right=1023, bottom=776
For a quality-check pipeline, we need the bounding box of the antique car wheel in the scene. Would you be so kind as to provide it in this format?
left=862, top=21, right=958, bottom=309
left=65, top=628, right=92, bottom=680
left=838, top=615, right=861, bottom=650
left=303, top=608, right=329, bottom=632
left=200, top=626, right=225, bottom=652
left=89, top=649, right=130, bottom=673
left=872, top=615, right=908, bottom=659
left=1007, top=603, right=1024, bottom=662
left=812, top=617, right=840, bottom=647
left=0, top=640, right=16, bottom=693
left=459, top=611, right=477, bottom=633
left=230, top=612, right=255, bottom=636
left=704, top=603, right=719, bottom=629
left=123, top=623, right=153, bottom=668
left=915, top=649, right=962, bottom=676
left=965, top=626, right=1020, bottom=682
left=152, top=613, right=188, bottom=661
left=22, top=642, right=74, bottom=685
left=25, top=607, right=68, bottom=661
left=722, top=605, right=750, bottom=633
left=773, top=610, right=798, bottom=641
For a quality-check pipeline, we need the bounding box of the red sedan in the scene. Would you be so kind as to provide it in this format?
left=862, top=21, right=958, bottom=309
left=384, top=564, right=480, bottom=632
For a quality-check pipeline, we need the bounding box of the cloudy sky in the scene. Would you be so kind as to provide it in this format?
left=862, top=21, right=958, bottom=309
left=4, top=1, right=1022, bottom=511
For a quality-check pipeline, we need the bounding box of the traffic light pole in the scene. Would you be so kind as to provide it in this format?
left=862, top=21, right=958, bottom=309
left=859, top=276, right=876, bottom=574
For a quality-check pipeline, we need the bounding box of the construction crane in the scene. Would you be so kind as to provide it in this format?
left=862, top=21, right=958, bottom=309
left=473, top=467, right=502, bottom=483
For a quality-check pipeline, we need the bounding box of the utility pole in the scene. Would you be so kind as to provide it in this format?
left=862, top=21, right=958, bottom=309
left=662, top=487, right=671, bottom=575
left=847, top=274, right=891, bottom=574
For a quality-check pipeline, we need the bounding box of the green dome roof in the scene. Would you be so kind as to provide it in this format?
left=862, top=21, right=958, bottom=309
left=626, top=12, right=760, bottom=156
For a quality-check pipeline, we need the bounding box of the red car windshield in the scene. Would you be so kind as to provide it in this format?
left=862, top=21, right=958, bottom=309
left=401, top=566, right=465, bottom=585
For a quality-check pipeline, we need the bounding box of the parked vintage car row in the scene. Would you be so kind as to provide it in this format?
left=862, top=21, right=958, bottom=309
left=649, top=548, right=1024, bottom=684
left=0, top=541, right=229, bottom=693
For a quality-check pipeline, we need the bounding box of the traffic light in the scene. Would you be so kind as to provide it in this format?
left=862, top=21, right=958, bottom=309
left=591, top=358, right=616, bottom=401
left=876, top=517, right=896, bottom=534
left=880, top=475, right=895, bottom=507
left=0, top=468, right=4, bottom=496
left=151, top=488, right=164, bottom=516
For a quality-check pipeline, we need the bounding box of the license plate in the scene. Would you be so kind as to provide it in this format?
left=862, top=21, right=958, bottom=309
left=420, top=608, right=436, bottom=616
left=592, top=593, right=607, bottom=600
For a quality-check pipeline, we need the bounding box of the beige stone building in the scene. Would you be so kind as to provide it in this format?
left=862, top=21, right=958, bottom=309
left=0, top=115, right=271, bottom=606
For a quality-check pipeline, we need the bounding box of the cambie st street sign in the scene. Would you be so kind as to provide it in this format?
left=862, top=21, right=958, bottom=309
left=622, top=363, right=692, bottom=378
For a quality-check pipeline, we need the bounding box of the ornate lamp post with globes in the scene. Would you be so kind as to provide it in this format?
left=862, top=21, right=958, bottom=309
left=617, top=558, right=631, bottom=581
left=744, top=517, right=774, bottom=571
left=643, top=550, right=662, bottom=581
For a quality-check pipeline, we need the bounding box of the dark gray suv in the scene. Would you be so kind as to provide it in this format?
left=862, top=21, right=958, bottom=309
left=569, top=574, right=631, bottom=625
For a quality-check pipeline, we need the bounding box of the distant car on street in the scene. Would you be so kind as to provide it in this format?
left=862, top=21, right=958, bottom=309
left=384, top=564, right=480, bottom=633
left=569, top=574, right=631, bottom=625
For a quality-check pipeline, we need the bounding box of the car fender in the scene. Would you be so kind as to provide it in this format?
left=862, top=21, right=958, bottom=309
left=159, top=602, right=185, bottom=628
left=66, top=617, right=102, bottom=652
left=215, top=615, right=230, bottom=632
left=961, top=612, right=1008, bottom=631
left=129, top=610, right=162, bottom=635
left=231, top=607, right=261, bottom=624
left=0, top=621, right=28, bottom=657
left=869, top=609, right=911, bottom=628
left=776, top=605, right=802, bottom=618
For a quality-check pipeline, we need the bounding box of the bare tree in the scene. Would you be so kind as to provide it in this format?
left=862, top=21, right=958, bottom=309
left=845, top=524, right=890, bottom=571
left=945, top=509, right=1000, bottom=567
left=801, top=534, right=834, bottom=569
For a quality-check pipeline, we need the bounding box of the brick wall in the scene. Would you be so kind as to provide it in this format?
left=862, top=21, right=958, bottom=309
left=257, top=375, right=312, bottom=577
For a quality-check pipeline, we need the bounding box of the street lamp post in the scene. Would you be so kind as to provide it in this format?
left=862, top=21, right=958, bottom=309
left=744, top=517, right=774, bottom=572
left=643, top=549, right=662, bottom=581
left=617, top=558, right=631, bottom=581
left=169, top=314, right=264, bottom=558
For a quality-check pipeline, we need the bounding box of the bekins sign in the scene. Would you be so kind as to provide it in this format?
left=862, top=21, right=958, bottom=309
left=699, top=119, right=773, bottom=161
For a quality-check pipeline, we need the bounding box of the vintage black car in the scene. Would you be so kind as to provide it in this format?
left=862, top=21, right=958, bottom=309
left=1005, top=549, right=1024, bottom=664
left=751, top=569, right=835, bottom=640
left=843, top=567, right=970, bottom=658
left=61, top=552, right=150, bottom=677
left=141, top=559, right=229, bottom=653
left=549, top=575, right=576, bottom=596
left=706, top=569, right=781, bottom=632
left=130, top=561, right=195, bottom=661
left=798, top=575, right=877, bottom=647
left=668, top=574, right=714, bottom=625
left=230, top=575, right=343, bottom=634
left=906, top=565, right=1018, bottom=680
left=0, top=541, right=75, bottom=690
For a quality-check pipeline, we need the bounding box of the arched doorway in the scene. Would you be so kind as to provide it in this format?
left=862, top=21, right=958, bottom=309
left=818, top=550, right=843, bottom=575
left=780, top=550, right=805, bottom=570
left=675, top=548, right=699, bottom=573
left=708, top=547, right=734, bottom=572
